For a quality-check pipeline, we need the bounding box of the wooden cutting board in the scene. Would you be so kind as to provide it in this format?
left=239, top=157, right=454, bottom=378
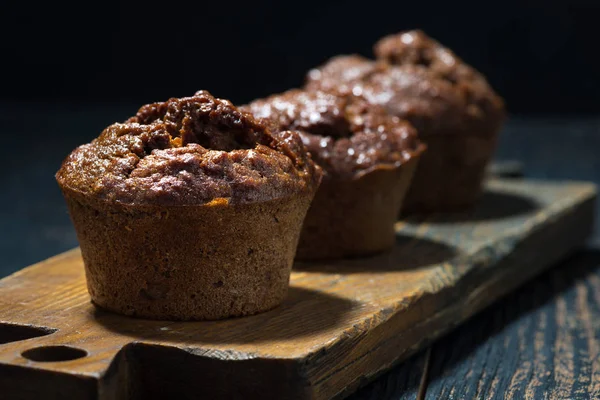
left=0, top=179, right=595, bottom=400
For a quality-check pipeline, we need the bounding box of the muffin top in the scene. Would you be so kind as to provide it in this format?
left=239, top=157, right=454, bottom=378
left=305, top=30, right=504, bottom=137
left=305, top=55, right=382, bottom=94
left=242, top=89, right=423, bottom=180
left=56, top=91, right=321, bottom=206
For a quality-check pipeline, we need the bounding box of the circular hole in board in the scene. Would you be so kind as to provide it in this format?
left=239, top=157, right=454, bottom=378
left=21, top=345, right=87, bottom=362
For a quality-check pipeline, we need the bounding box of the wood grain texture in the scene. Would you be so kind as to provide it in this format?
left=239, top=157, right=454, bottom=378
left=425, top=248, right=600, bottom=400
left=348, top=349, right=429, bottom=400
left=347, top=346, right=431, bottom=400
left=0, top=179, right=595, bottom=400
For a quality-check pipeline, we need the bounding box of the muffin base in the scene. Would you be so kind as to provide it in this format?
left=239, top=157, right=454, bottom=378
left=402, top=132, right=498, bottom=214
left=296, top=155, right=420, bottom=261
left=62, top=191, right=314, bottom=320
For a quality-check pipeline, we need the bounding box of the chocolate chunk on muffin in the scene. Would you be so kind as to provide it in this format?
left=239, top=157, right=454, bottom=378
left=56, top=90, right=321, bottom=320
left=306, top=30, right=505, bottom=213
left=244, top=89, right=424, bottom=260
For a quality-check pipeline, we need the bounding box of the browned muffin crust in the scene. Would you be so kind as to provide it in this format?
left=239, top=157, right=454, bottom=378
left=243, top=89, right=422, bottom=179
left=374, top=30, right=504, bottom=133
left=305, top=31, right=505, bottom=214
left=305, top=55, right=382, bottom=94
left=56, top=91, right=319, bottom=206
left=305, top=31, right=504, bottom=137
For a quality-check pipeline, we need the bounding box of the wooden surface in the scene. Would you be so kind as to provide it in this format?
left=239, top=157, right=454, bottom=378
left=354, top=246, right=600, bottom=400
left=411, top=117, right=600, bottom=400
left=424, top=247, right=600, bottom=399
left=350, top=349, right=430, bottom=400
left=0, top=178, right=595, bottom=400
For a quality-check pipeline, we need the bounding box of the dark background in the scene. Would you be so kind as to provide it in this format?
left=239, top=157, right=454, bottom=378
left=1, top=1, right=599, bottom=275
left=2, top=0, right=599, bottom=112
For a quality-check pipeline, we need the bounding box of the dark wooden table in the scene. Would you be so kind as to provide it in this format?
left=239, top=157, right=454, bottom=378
left=2, top=106, right=599, bottom=399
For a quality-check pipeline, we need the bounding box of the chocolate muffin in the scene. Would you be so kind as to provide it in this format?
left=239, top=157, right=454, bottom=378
left=243, top=89, right=425, bottom=260
left=56, top=90, right=321, bottom=320
left=306, top=30, right=505, bottom=213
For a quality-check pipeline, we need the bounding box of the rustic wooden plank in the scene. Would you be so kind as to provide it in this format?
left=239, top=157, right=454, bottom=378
left=348, top=349, right=430, bottom=400
left=0, top=179, right=594, bottom=400
left=424, top=247, right=600, bottom=399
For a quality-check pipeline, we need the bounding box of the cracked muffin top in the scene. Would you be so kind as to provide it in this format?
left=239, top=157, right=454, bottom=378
left=242, top=89, right=424, bottom=180
left=305, top=30, right=504, bottom=137
left=56, top=90, right=321, bottom=206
